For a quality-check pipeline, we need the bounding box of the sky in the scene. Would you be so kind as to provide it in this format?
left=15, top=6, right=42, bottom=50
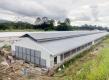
left=0, top=0, right=109, bottom=26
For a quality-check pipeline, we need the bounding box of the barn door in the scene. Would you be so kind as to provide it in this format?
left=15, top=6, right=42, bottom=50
left=22, top=48, right=26, bottom=60
left=30, top=50, right=35, bottom=63
left=34, top=52, right=40, bottom=65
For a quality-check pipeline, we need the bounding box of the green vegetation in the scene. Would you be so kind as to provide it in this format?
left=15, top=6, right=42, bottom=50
left=0, top=18, right=73, bottom=31
left=53, top=36, right=109, bottom=80
left=0, top=18, right=109, bottom=31
left=2, top=44, right=11, bottom=51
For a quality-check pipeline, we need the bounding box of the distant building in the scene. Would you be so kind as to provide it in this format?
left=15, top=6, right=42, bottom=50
left=11, top=31, right=108, bottom=69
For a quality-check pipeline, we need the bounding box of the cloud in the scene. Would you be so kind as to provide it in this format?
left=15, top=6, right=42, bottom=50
left=0, top=0, right=109, bottom=25
left=0, top=0, right=48, bottom=17
left=0, top=0, right=68, bottom=20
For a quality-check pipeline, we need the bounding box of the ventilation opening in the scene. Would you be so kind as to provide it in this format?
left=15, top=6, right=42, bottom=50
left=54, top=56, right=57, bottom=64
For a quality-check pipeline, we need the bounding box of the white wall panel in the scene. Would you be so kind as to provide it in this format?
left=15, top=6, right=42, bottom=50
left=19, top=47, right=23, bottom=59
left=35, top=57, right=40, bottom=65
left=35, top=51, right=41, bottom=57
left=22, top=48, right=26, bottom=60
left=31, top=56, right=34, bottom=63
left=40, top=59, right=46, bottom=67
left=26, top=54, right=30, bottom=62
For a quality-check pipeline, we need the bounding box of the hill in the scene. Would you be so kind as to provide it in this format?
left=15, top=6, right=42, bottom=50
left=0, top=19, right=10, bottom=23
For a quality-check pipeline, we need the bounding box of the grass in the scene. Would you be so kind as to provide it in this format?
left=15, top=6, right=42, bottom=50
left=53, top=36, right=109, bottom=80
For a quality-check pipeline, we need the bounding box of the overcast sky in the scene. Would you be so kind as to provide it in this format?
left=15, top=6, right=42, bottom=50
left=0, top=0, right=109, bottom=26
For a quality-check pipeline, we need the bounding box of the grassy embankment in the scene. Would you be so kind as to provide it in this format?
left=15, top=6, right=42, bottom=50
left=53, top=36, right=109, bottom=80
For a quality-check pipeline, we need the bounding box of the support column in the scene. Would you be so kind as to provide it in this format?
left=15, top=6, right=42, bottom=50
left=50, top=55, right=54, bottom=67
left=57, top=55, right=61, bottom=64
left=92, top=41, right=95, bottom=45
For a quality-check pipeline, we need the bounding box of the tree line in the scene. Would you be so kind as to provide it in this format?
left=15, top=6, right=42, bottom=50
left=0, top=18, right=109, bottom=31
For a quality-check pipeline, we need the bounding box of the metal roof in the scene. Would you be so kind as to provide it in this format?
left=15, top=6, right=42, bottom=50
left=15, top=31, right=108, bottom=56
left=0, top=32, right=38, bottom=38
left=39, top=32, right=108, bottom=56
left=23, top=31, right=104, bottom=42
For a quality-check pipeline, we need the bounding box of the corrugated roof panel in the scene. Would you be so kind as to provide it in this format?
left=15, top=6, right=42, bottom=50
left=39, top=32, right=108, bottom=55
left=17, top=31, right=109, bottom=56
left=25, top=31, right=103, bottom=42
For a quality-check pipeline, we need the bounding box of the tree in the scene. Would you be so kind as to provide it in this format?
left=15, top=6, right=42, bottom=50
left=56, top=23, right=72, bottom=31
left=42, top=17, right=48, bottom=23
left=64, top=18, right=71, bottom=26
left=55, top=18, right=72, bottom=31
left=35, top=17, right=42, bottom=25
